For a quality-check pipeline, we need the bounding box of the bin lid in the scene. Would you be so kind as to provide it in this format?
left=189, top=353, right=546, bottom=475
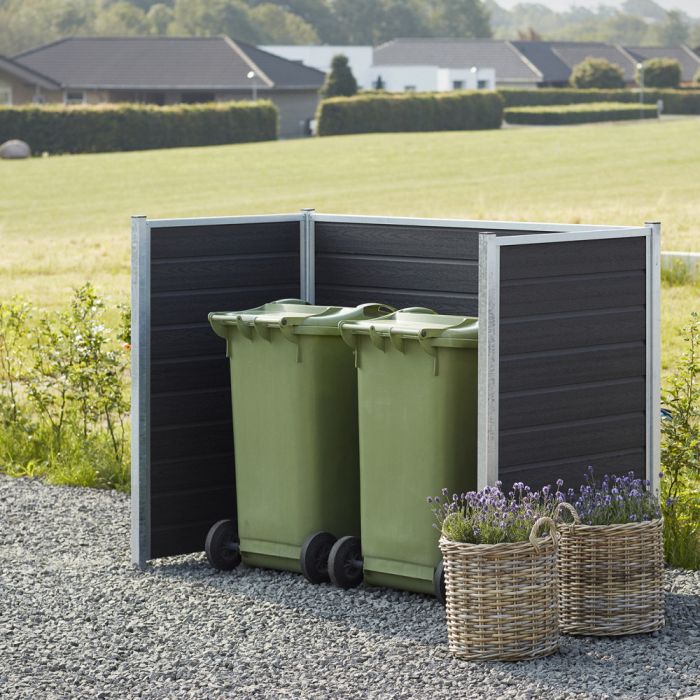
left=339, top=307, right=478, bottom=349
left=209, top=300, right=395, bottom=339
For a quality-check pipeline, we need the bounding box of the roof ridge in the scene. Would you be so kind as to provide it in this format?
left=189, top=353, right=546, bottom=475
left=13, top=36, right=70, bottom=60
left=223, top=36, right=274, bottom=88
left=504, top=40, right=543, bottom=81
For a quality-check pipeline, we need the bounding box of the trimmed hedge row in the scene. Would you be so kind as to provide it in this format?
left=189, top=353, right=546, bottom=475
left=499, top=88, right=700, bottom=114
left=317, top=91, right=504, bottom=136
left=0, top=101, right=279, bottom=154
left=505, top=102, right=659, bottom=125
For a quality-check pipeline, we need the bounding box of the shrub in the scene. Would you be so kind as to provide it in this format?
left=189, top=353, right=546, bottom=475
left=0, top=101, right=279, bottom=155
left=0, top=285, right=130, bottom=491
left=639, top=58, right=682, bottom=89
left=661, top=312, right=700, bottom=569
left=504, top=102, right=658, bottom=125
left=498, top=88, right=700, bottom=114
left=317, top=91, right=503, bottom=136
left=695, top=67, right=700, bottom=84
left=320, top=54, right=358, bottom=98
left=570, top=58, right=626, bottom=89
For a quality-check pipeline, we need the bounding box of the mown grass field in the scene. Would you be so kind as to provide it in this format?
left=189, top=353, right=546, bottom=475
left=1, top=117, right=698, bottom=369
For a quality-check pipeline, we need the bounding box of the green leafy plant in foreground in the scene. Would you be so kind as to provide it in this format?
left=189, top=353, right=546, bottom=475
left=0, top=285, right=130, bottom=491
left=661, top=312, right=700, bottom=569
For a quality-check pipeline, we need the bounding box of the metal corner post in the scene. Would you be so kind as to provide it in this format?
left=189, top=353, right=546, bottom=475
left=646, top=221, right=661, bottom=492
left=477, top=233, right=500, bottom=488
left=131, top=215, right=151, bottom=569
left=300, top=208, right=316, bottom=303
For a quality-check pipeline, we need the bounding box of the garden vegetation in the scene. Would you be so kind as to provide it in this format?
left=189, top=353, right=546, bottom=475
left=504, top=102, right=658, bottom=125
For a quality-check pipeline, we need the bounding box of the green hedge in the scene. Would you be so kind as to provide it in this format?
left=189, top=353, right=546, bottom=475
left=505, top=102, right=659, bottom=125
left=317, top=91, right=504, bottom=136
left=499, top=88, right=700, bottom=114
left=0, top=101, right=279, bottom=154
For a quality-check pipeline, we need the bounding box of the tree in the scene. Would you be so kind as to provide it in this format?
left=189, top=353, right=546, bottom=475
left=570, top=57, right=626, bottom=89
left=147, top=3, right=174, bottom=35
left=638, top=58, right=681, bottom=89
left=430, top=0, right=492, bottom=38
left=319, top=54, right=358, bottom=98
left=655, top=11, right=690, bottom=46
left=248, top=3, right=319, bottom=43
left=95, top=1, right=150, bottom=34
left=171, top=0, right=260, bottom=42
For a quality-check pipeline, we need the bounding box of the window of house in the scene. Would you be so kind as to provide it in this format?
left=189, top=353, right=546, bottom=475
left=452, top=80, right=464, bottom=90
left=404, top=85, right=416, bottom=92
left=477, top=79, right=489, bottom=90
left=65, top=91, right=86, bottom=105
left=0, top=83, right=12, bottom=106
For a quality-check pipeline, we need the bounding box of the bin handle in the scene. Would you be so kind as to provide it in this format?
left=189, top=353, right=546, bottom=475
left=418, top=330, right=439, bottom=376
left=278, top=318, right=301, bottom=362
left=338, top=321, right=359, bottom=368
left=357, top=303, right=395, bottom=318
left=235, top=315, right=253, bottom=340
left=529, top=516, right=558, bottom=553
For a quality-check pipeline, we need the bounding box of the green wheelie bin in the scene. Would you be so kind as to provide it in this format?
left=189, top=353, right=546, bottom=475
left=205, top=300, right=394, bottom=584
left=332, top=308, right=479, bottom=600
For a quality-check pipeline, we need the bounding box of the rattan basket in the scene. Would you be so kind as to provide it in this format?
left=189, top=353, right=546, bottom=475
left=554, top=502, right=665, bottom=636
left=439, top=517, right=559, bottom=661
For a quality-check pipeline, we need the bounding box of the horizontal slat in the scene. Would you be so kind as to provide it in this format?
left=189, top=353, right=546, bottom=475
left=499, top=344, right=646, bottom=392
left=315, top=286, right=478, bottom=316
left=316, top=255, right=478, bottom=294
left=500, top=272, right=646, bottom=318
left=315, top=222, right=484, bottom=259
left=151, top=356, right=229, bottom=393
left=499, top=378, right=645, bottom=431
left=498, top=450, right=646, bottom=492
left=151, top=518, right=233, bottom=559
left=498, top=414, right=646, bottom=468
left=151, top=387, right=232, bottom=429
left=151, top=454, right=235, bottom=493
left=150, top=222, right=299, bottom=259
left=500, top=308, right=646, bottom=354
left=151, top=485, right=236, bottom=530
left=500, top=237, right=646, bottom=280
left=152, top=324, right=224, bottom=361
left=151, top=255, right=300, bottom=293
left=151, top=421, right=233, bottom=462
left=151, top=286, right=301, bottom=326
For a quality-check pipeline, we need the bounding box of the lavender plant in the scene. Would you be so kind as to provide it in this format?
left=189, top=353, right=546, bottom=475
left=565, top=467, right=661, bottom=526
left=428, top=481, right=564, bottom=545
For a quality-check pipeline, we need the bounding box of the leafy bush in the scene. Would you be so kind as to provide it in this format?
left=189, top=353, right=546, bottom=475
left=0, top=285, right=130, bottom=491
left=505, top=102, right=658, bottom=125
left=317, top=91, right=504, bottom=136
left=499, top=87, right=700, bottom=114
left=428, top=482, right=562, bottom=544
left=320, top=54, right=358, bottom=98
left=570, top=58, right=626, bottom=89
left=639, top=58, right=682, bottom=89
left=0, top=101, right=279, bottom=155
left=661, top=312, right=700, bottom=569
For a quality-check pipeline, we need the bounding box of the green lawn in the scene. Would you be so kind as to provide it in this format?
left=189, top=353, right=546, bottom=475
left=1, top=118, right=698, bottom=369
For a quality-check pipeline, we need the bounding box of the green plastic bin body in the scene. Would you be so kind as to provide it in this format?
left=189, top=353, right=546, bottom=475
left=209, top=301, right=393, bottom=573
left=340, top=309, right=479, bottom=595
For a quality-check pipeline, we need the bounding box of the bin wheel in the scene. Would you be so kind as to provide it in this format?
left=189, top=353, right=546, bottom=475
left=300, top=531, right=337, bottom=584
left=205, top=519, right=241, bottom=571
left=433, top=560, right=446, bottom=605
left=328, top=535, right=363, bottom=589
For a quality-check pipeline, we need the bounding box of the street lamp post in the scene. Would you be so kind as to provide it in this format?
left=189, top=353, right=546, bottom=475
left=247, top=70, right=257, bottom=101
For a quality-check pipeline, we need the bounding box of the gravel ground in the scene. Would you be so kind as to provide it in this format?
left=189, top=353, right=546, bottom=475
left=1, top=475, right=699, bottom=700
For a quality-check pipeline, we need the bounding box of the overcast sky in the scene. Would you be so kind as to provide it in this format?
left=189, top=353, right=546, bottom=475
left=493, top=0, right=700, bottom=17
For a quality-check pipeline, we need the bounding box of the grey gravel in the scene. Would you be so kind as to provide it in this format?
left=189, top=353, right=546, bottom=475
left=1, top=474, right=699, bottom=700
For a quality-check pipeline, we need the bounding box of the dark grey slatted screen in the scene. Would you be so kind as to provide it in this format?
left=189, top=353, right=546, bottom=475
left=497, top=237, right=647, bottom=490
left=315, top=222, right=554, bottom=314
left=149, top=221, right=300, bottom=558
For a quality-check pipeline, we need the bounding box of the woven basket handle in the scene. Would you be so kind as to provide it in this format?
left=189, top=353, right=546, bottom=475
left=553, top=501, right=581, bottom=525
left=529, top=516, right=558, bottom=552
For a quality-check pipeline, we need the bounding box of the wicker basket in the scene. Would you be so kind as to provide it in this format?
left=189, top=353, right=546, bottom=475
left=439, top=517, right=559, bottom=661
left=554, top=502, right=665, bottom=636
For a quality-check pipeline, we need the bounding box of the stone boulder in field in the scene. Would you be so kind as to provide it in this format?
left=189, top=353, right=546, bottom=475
left=0, top=139, right=31, bottom=159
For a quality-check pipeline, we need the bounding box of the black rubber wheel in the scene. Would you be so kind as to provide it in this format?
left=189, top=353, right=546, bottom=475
left=328, top=535, right=363, bottom=589
left=300, top=531, right=337, bottom=584
left=433, top=560, right=446, bottom=605
left=205, top=519, right=241, bottom=571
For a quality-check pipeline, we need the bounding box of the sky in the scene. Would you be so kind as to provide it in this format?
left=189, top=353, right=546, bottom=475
left=492, top=0, right=700, bottom=17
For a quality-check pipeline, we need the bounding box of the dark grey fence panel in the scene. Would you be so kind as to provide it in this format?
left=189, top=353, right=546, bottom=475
left=497, top=236, right=647, bottom=490
left=148, top=220, right=300, bottom=559
left=314, top=222, right=551, bottom=315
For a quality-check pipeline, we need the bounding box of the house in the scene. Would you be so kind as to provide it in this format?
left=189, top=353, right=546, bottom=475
left=3, top=37, right=325, bottom=137
left=371, top=38, right=542, bottom=89
left=623, top=45, right=700, bottom=84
